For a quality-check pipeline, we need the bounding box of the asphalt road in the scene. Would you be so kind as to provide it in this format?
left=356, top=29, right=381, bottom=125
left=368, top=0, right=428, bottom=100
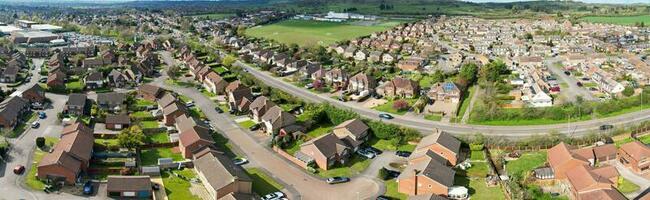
left=158, top=51, right=382, bottom=200
left=237, top=61, right=650, bottom=137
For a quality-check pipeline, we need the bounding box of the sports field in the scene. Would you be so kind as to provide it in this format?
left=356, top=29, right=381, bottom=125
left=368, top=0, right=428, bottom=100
left=245, top=20, right=400, bottom=47
left=582, top=15, right=650, bottom=26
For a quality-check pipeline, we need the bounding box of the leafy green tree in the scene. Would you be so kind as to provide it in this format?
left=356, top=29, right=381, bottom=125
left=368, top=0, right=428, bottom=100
left=622, top=86, right=634, bottom=97
left=117, top=125, right=145, bottom=149
left=222, top=55, right=237, bottom=67
left=458, top=63, right=478, bottom=88
left=167, top=65, right=181, bottom=79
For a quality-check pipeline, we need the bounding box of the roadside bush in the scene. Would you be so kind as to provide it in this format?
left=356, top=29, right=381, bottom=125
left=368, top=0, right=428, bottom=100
left=392, top=99, right=409, bottom=111
left=36, top=137, right=45, bottom=149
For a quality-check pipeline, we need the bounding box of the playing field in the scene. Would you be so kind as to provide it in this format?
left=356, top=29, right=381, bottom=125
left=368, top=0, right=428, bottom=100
left=245, top=20, right=400, bottom=47
left=582, top=15, right=650, bottom=26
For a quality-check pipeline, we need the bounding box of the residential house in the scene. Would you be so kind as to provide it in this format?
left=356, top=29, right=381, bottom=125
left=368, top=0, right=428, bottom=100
left=343, top=46, right=357, bottom=58
left=37, top=128, right=94, bottom=184
left=260, top=106, right=296, bottom=135
left=248, top=96, right=276, bottom=123
left=382, top=53, right=395, bottom=64
left=0, top=97, right=30, bottom=130
left=193, top=150, right=253, bottom=200
left=138, top=84, right=163, bottom=101
left=0, top=66, right=19, bottom=83
left=618, top=141, right=650, bottom=173
left=332, top=119, right=369, bottom=151
left=566, top=165, right=624, bottom=200
left=427, top=82, right=461, bottom=104
left=84, top=71, right=104, bottom=89
left=354, top=50, right=368, bottom=61
left=397, top=156, right=455, bottom=196
left=108, top=69, right=129, bottom=88
left=65, top=93, right=88, bottom=116
left=82, top=58, right=105, bottom=69
left=324, top=69, right=348, bottom=89
left=412, top=131, right=461, bottom=166
left=47, top=71, right=66, bottom=89
left=226, top=81, right=253, bottom=113
left=347, top=73, right=376, bottom=94
left=368, top=51, right=383, bottom=63
left=377, top=77, right=420, bottom=98
left=547, top=142, right=593, bottom=179
left=397, top=57, right=425, bottom=71
left=21, top=84, right=46, bottom=108
left=178, top=125, right=215, bottom=159
left=299, top=133, right=351, bottom=170
left=106, top=176, right=153, bottom=198
left=105, top=113, right=131, bottom=130
left=162, top=101, right=187, bottom=126
left=203, top=72, right=228, bottom=95
left=25, top=46, right=49, bottom=58
left=97, top=92, right=126, bottom=111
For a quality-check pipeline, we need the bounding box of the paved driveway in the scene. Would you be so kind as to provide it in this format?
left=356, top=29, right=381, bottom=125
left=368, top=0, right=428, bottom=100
left=613, top=161, right=650, bottom=199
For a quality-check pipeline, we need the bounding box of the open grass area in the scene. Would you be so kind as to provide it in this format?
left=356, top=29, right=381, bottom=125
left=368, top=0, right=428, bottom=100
left=130, top=111, right=153, bottom=119
left=373, top=99, right=415, bottom=116
left=135, top=99, right=156, bottom=107
left=455, top=175, right=505, bottom=200
left=162, top=169, right=201, bottom=200
left=25, top=137, right=59, bottom=190
left=424, top=114, right=442, bottom=121
left=617, top=177, right=640, bottom=194
left=140, top=147, right=184, bottom=166
left=457, top=86, right=476, bottom=118
left=246, top=20, right=397, bottom=47
left=238, top=120, right=257, bottom=129
left=384, top=180, right=407, bottom=200
left=65, top=80, right=85, bottom=91
left=140, top=120, right=160, bottom=129
left=189, top=107, right=207, bottom=119
left=505, top=151, right=547, bottom=176
left=245, top=168, right=284, bottom=196
left=316, top=155, right=372, bottom=178
left=147, top=132, right=170, bottom=144
left=306, top=123, right=334, bottom=138
left=582, top=15, right=650, bottom=26
left=465, top=162, right=489, bottom=178
left=470, top=150, right=485, bottom=161
left=368, top=137, right=416, bottom=152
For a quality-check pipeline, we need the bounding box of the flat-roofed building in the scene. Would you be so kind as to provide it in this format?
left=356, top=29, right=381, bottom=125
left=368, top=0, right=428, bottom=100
left=10, top=30, right=61, bottom=44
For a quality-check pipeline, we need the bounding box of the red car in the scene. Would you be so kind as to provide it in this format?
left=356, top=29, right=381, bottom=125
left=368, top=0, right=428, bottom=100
left=13, top=165, right=25, bottom=174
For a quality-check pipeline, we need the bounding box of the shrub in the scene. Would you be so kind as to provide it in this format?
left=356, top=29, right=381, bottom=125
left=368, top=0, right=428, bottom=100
left=36, top=137, right=45, bottom=149
left=392, top=99, right=409, bottom=111
left=378, top=167, right=390, bottom=180
left=469, top=143, right=484, bottom=151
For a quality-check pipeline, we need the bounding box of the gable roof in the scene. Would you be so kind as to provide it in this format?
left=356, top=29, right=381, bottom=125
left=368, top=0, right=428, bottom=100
left=566, top=165, right=614, bottom=193
left=175, top=114, right=209, bottom=133
left=301, top=133, right=349, bottom=159
left=547, top=142, right=591, bottom=168
left=260, top=106, right=295, bottom=127
left=0, top=96, right=28, bottom=122
left=56, top=130, right=95, bottom=162
left=158, top=93, right=177, bottom=108
left=179, top=126, right=215, bottom=148
left=415, top=131, right=460, bottom=156
left=38, top=149, right=82, bottom=174
left=333, top=119, right=368, bottom=138
left=62, top=122, right=93, bottom=136
left=67, top=93, right=87, bottom=107
left=107, top=176, right=152, bottom=192
left=139, top=84, right=162, bottom=97
left=193, top=151, right=252, bottom=191
left=620, top=141, right=650, bottom=161
left=398, top=156, right=455, bottom=187
left=249, top=96, right=275, bottom=113
left=105, top=113, right=131, bottom=125
left=97, top=92, right=126, bottom=104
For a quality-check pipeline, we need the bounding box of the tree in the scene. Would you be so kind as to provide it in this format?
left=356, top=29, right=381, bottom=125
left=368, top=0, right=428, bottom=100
left=36, top=137, right=45, bottom=149
left=623, top=86, right=635, bottom=97
left=458, top=63, right=479, bottom=88
left=167, top=65, right=181, bottom=79
left=392, top=99, right=409, bottom=111
left=222, top=55, right=237, bottom=67
left=117, top=125, right=145, bottom=149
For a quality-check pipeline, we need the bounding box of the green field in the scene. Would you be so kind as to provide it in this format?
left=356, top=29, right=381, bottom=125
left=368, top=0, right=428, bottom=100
left=246, top=20, right=399, bottom=47
left=582, top=15, right=650, bottom=26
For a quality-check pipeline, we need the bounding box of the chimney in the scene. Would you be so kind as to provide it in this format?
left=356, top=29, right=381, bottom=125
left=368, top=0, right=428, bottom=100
left=413, top=169, right=420, bottom=195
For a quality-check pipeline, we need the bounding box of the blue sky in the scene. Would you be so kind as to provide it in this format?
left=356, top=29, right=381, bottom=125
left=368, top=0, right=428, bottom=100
left=465, top=0, right=649, bottom=4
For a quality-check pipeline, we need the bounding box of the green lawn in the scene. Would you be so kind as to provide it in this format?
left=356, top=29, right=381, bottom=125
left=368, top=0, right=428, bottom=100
left=424, top=114, right=442, bottom=121
left=147, top=132, right=170, bottom=144
left=384, top=180, right=407, bottom=200
left=640, top=134, right=650, bottom=144
left=25, top=137, right=59, bottom=190
left=140, top=120, right=160, bottom=129
left=470, top=151, right=485, bottom=161
left=582, top=15, right=650, bottom=26
left=617, top=177, right=640, bottom=194
left=130, top=111, right=153, bottom=119
left=245, top=168, right=284, bottom=196
left=373, top=99, right=415, bottom=115
left=465, top=162, right=489, bottom=177
left=506, top=151, right=547, bottom=176
left=238, top=120, right=257, bottom=129
left=95, top=138, right=120, bottom=147
left=246, top=20, right=397, bottom=47
left=316, top=155, right=372, bottom=178
left=189, top=107, right=206, bottom=119
left=368, top=137, right=416, bottom=152
left=135, top=99, right=156, bottom=107
left=200, top=89, right=216, bottom=98
left=140, top=147, right=184, bottom=166
left=457, top=86, right=476, bottom=118
left=455, top=175, right=505, bottom=200
left=306, top=123, right=334, bottom=138
left=178, top=95, right=192, bottom=103
left=65, top=80, right=85, bottom=91
left=162, top=169, right=201, bottom=200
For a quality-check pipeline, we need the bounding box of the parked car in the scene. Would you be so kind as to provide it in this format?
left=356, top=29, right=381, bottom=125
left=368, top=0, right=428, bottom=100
left=233, top=157, right=248, bottom=165
left=38, top=111, right=47, bottom=119
left=395, top=151, right=411, bottom=157
left=378, top=113, right=393, bottom=120
left=249, top=124, right=261, bottom=131
left=261, top=192, right=285, bottom=200
left=31, top=121, right=40, bottom=128
left=385, top=169, right=401, bottom=179
left=582, top=77, right=590, bottom=81
left=82, top=181, right=93, bottom=195
left=13, top=165, right=25, bottom=174
left=326, top=177, right=350, bottom=184
left=304, top=83, right=313, bottom=89
left=376, top=196, right=390, bottom=200
left=38, top=77, right=47, bottom=83
left=152, top=183, right=160, bottom=191
left=564, top=71, right=571, bottom=75
left=356, top=149, right=376, bottom=159
left=185, top=101, right=195, bottom=107
left=600, top=124, right=614, bottom=131
left=364, top=146, right=383, bottom=155
left=576, top=82, right=583, bottom=87
left=214, top=107, right=224, bottom=113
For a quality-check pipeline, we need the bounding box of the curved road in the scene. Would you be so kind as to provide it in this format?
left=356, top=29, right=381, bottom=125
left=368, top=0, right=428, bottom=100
left=237, top=61, right=649, bottom=137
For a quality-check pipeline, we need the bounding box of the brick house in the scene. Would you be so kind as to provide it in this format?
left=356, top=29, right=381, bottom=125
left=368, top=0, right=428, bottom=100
left=193, top=149, right=253, bottom=199
left=0, top=96, right=30, bottom=130
left=547, top=142, right=592, bottom=180
left=332, top=119, right=369, bottom=151
left=260, top=106, right=296, bottom=135
left=178, top=125, right=215, bottom=159
left=37, top=127, right=94, bottom=184
left=105, top=113, right=131, bottom=130
left=203, top=72, right=228, bottom=95
left=566, top=165, right=624, bottom=200
left=377, top=77, right=419, bottom=98
left=248, top=96, right=276, bottom=123
left=138, top=84, right=163, bottom=101
left=412, top=131, right=460, bottom=166
left=299, top=133, right=351, bottom=170
left=21, top=84, right=46, bottom=107
left=162, top=101, right=187, bottom=126
left=618, top=141, right=650, bottom=173
left=65, top=93, right=88, bottom=116
left=106, top=176, right=153, bottom=198
left=397, top=157, right=455, bottom=196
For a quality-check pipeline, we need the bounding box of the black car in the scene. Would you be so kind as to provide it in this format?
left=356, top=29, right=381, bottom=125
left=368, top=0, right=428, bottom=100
left=249, top=124, right=261, bottom=131
left=83, top=181, right=93, bottom=195
left=564, top=71, right=571, bottom=75
left=326, top=177, right=350, bottom=184
left=600, top=124, right=614, bottom=131
left=214, top=107, right=224, bottom=113
left=376, top=196, right=390, bottom=200
left=576, top=82, right=583, bottom=87
left=379, top=113, right=394, bottom=120
left=385, top=169, right=401, bottom=179
left=152, top=183, right=161, bottom=191
left=395, top=151, right=411, bottom=157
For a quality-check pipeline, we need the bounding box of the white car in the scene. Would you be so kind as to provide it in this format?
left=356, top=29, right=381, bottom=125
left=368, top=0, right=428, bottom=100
left=233, top=157, right=248, bottom=165
left=185, top=101, right=195, bottom=107
left=261, top=192, right=284, bottom=200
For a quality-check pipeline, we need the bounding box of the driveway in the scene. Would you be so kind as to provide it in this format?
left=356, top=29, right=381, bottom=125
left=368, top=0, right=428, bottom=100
left=613, top=161, right=650, bottom=199
left=158, top=52, right=381, bottom=200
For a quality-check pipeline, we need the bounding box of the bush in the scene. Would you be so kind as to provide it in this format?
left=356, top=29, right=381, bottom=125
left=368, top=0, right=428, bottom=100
left=35, top=137, right=45, bottom=148
left=392, top=99, right=409, bottom=111
left=469, top=143, right=484, bottom=151
left=378, top=167, right=390, bottom=180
